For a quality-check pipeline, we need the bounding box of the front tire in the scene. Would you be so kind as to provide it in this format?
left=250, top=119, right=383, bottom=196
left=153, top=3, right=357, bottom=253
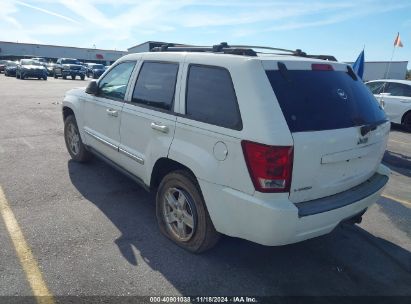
left=80, top=75, right=85, bottom=80
left=402, top=112, right=411, bottom=132
left=71, top=75, right=75, bottom=80
left=156, top=170, right=220, bottom=253
left=64, top=115, right=92, bottom=162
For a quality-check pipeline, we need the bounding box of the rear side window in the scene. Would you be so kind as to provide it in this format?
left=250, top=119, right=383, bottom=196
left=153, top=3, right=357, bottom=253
left=186, top=65, right=242, bottom=130
left=266, top=66, right=386, bottom=132
left=385, top=82, right=411, bottom=97
left=132, top=62, right=179, bottom=111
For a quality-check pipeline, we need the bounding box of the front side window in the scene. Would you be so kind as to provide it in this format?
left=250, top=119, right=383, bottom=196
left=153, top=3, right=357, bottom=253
left=185, top=65, right=242, bottom=130
left=365, top=82, right=386, bottom=94
left=98, top=61, right=136, bottom=100
left=132, top=62, right=179, bottom=111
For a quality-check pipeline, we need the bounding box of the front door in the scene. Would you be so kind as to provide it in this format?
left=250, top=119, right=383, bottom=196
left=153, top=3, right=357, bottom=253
left=83, top=61, right=136, bottom=160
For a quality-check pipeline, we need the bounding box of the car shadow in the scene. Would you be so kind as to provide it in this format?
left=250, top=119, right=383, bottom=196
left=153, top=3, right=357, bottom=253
left=390, top=123, right=410, bottom=134
left=383, top=150, right=411, bottom=178
left=67, top=158, right=411, bottom=296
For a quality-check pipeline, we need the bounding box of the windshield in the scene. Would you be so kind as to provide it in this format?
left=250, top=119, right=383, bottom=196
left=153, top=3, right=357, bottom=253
left=265, top=67, right=387, bottom=132
left=92, top=64, right=105, bottom=69
left=21, top=60, right=42, bottom=66
left=61, top=59, right=80, bottom=65
left=6, top=62, right=17, bottom=67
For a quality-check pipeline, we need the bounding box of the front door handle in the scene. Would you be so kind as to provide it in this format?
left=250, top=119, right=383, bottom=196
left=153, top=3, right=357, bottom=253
left=106, top=108, right=118, bottom=117
left=151, top=122, right=169, bottom=133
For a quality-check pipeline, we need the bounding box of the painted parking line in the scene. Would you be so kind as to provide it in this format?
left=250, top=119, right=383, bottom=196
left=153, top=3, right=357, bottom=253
left=381, top=194, right=411, bottom=207
left=0, top=186, right=54, bottom=304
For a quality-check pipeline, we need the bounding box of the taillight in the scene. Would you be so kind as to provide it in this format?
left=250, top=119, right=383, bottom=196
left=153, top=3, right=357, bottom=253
left=311, top=63, right=334, bottom=71
left=241, top=141, right=293, bottom=193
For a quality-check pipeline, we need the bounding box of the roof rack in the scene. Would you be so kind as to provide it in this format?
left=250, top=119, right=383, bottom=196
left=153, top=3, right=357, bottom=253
left=151, top=42, right=337, bottom=61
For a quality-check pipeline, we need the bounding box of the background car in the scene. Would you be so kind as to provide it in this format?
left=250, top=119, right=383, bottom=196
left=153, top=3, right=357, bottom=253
left=0, top=60, right=7, bottom=73
left=54, top=58, right=86, bottom=80
left=16, top=59, right=48, bottom=80
left=365, top=79, right=411, bottom=131
left=4, top=61, right=18, bottom=77
left=46, top=62, right=56, bottom=76
left=86, top=63, right=105, bottom=79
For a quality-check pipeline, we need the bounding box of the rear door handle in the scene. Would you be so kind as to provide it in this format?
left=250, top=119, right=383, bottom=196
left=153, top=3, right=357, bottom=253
left=151, top=122, right=169, bottom=133
left=106, top=108, right=118, bottom=117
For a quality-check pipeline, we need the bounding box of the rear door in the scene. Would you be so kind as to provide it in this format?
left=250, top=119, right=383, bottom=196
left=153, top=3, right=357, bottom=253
left=117, top=60, right=181, bottom=185
left=264, top=61, right=389, bottom=203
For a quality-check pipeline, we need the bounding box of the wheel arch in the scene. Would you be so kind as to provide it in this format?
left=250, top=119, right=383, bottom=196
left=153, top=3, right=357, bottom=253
left=401, top=109, right=411, bottom=124
left=150, top=157, right=198, bottom=191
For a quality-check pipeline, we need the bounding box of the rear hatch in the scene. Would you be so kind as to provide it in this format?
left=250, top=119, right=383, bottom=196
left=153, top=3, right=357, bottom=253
left=263, top=60, right=389, bottom=203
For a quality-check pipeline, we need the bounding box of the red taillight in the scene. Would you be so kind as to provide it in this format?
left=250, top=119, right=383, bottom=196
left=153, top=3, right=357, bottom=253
left=311, top=63, right=334, bottom=71
left=241, top=141, right=293, bottom=193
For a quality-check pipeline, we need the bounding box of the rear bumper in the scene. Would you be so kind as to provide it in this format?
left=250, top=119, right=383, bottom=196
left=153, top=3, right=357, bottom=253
left=199, top=164, right=389, bottom=246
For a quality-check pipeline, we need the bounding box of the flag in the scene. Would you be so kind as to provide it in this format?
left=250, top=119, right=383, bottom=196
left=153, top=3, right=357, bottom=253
left=394, top=32, right=403, bottom=47
left=352, top=49, right=364, bottom=79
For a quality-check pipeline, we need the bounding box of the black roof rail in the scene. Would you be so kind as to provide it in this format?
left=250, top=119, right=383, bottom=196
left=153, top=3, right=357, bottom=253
left=151, top=42, right=258, bottom=56
left=151, top=42, right=337, bottom=61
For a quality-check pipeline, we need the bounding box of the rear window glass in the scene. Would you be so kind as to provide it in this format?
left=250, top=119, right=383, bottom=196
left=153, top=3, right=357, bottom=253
left=186, top=65, right=242, bottom=130
left=266, top=67, right=386, bottom=132
left=132, top=62, right=179, bottom=111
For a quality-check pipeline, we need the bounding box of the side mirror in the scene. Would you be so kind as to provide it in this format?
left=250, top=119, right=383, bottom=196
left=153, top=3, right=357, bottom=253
left=86, top=81, right=98, bottom=95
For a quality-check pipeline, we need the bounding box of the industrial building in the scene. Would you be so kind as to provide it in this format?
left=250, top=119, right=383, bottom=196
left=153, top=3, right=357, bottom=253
left=1, top=40, right=408, bottom=81
left=0, top=41, right=127, bottom=65
left=345, top=61, right=408, bottom=81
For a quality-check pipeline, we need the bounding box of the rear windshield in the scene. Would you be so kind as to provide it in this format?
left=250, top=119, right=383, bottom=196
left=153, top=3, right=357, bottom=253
left=266, top=67, right=386, bottom=132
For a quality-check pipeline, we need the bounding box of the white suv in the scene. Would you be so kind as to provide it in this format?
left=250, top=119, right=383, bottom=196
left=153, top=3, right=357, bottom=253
left=62, top=44, right=390, bottom=253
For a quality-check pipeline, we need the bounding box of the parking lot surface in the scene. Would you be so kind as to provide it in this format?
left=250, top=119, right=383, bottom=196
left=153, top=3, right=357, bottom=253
left=0, top=74, right=410, bottom=298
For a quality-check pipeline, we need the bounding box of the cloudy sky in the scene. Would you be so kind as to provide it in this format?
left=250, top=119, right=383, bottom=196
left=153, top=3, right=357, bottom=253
left=0, top=0, right=410, bottom=64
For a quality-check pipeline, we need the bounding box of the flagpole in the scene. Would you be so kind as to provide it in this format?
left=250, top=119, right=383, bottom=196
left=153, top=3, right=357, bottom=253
left=384, top=45, right=396, bottom=79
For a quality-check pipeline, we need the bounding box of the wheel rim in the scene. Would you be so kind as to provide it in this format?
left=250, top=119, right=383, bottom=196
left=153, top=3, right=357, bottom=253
left=66, top=122, right=80, bottom=155
left=162, top=187, right=196, bottom=242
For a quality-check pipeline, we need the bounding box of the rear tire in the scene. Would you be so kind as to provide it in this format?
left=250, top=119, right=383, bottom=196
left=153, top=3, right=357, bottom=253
left=64, top=115, right=92, bottom=162
left=80, top=75, right=85, bottom=80
left=43, top=76, right=47, bottom=80
left=156, top=170, right=220, bottom=253
left=71, top=75, right=75, bottom=80
left=402, top=112, right=411, bottom=132
left=62, top=75, right=67, bottom=80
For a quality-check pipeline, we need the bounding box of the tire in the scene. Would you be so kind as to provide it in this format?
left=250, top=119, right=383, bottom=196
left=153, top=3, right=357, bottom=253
left=402, top=112, right=411, bottom=132
left=80, top=75, right=85, bottom=80
left=71, top=75, right=75, bottom=80
left=92, top=73, right=97, bottom=79
left=63, top=75, right=67, bottom=80
left=21, top=74, right=25, bottom=80
left=43, top=76, right=47, bottom=80
left=38, top=77, right=41, bottom=80
left=156, top=170, right=220, bottom=253
left=64, top=115, right=92, bottom=162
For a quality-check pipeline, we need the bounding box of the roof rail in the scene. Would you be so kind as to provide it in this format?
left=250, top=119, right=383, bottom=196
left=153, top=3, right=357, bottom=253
left=151, top=42, right=337, bottom=61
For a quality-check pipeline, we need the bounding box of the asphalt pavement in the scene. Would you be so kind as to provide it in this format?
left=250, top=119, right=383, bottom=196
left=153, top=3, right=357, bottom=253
left=0, top=74, right=410, bottom=299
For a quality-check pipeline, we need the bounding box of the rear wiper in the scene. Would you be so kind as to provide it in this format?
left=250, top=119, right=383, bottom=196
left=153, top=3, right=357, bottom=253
left=360, top=120, right=388, bottom=136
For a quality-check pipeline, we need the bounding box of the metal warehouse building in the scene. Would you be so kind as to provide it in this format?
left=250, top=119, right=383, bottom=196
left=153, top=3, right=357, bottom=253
left=346, top=61, right=408, bottom=81
left=0, top=41, right=127, bottom=64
